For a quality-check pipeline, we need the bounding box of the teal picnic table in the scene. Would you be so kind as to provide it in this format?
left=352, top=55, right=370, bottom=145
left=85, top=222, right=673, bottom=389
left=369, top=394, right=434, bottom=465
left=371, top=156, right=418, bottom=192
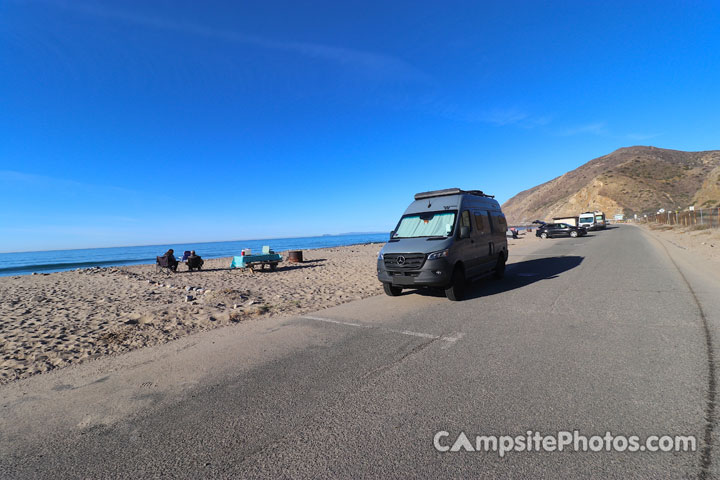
left=230, top=252, right=282, bottom=273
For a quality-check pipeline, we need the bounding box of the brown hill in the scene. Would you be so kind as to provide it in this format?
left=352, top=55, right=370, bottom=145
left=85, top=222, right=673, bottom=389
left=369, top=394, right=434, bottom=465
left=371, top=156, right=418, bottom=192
left=502, top=146, right=720, bottom=224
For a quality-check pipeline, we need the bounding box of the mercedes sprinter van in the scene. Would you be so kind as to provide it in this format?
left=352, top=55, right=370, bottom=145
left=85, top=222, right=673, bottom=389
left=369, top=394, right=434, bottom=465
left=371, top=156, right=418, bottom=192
left=377, top=188, right=508, bottom=301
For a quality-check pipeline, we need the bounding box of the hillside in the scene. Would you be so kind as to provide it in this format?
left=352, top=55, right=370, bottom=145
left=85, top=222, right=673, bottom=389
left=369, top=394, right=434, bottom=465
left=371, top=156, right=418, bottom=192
left=502, top=146, right=720, bottom=224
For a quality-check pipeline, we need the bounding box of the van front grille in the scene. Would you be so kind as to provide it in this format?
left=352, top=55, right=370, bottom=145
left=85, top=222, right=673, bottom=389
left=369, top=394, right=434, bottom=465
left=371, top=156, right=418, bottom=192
left=383, top=253, right=426, bottom=270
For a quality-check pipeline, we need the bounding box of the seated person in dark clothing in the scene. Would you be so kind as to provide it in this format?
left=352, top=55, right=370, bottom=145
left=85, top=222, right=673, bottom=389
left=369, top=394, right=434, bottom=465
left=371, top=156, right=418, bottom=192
left=187, top=250, right=204, bottom=270
left=163, top=249, right=179, bottom=271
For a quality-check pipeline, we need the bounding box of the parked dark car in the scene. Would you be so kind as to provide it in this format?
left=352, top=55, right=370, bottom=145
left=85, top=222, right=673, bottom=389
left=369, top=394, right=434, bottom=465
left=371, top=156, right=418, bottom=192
left=535, top=223, right=587, bottom=239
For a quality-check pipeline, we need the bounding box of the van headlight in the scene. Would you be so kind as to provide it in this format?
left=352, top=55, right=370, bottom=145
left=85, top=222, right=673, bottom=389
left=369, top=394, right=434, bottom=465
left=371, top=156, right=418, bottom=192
left=378, top=251, right=384, bottom=260
left=427, top=249, right=449, bottom=260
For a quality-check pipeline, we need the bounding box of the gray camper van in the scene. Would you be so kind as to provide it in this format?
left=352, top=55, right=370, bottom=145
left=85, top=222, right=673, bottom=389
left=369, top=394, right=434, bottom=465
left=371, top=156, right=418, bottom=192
left=377, top=188, right=509, bottom=301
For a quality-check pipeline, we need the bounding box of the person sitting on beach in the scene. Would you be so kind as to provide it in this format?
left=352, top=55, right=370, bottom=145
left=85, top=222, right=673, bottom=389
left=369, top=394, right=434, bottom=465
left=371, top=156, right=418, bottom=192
left=187, top=250, right=204, bottom=270
left=163, top=249, right=179, bottom=272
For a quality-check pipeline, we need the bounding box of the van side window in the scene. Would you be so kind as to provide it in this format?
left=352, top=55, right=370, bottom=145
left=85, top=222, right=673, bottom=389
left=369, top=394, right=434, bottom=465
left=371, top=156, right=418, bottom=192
left=491, top=213, right=507, bottom=232
left=474, top=212, right=492, bottom=234
left=474, top=213, right=484, bottom=232
left=498, top=214, right=507, bottom=231
left=461, top=210, right=472, bottom=230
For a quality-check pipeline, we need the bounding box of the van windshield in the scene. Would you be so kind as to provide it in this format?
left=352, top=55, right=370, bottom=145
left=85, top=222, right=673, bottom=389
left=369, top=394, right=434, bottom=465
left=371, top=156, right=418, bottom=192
left=393, top=211, right=457, bottom=238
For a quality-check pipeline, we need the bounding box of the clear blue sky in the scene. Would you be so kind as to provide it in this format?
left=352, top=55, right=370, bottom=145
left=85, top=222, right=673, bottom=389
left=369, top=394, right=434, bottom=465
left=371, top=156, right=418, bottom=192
left=2, top=0, right=719, bottom=252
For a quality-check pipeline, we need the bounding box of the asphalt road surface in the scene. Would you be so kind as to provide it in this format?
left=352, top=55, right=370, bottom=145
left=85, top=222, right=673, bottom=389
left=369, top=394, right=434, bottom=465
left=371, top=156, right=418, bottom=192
left=2, top=225, right=720, bottom=479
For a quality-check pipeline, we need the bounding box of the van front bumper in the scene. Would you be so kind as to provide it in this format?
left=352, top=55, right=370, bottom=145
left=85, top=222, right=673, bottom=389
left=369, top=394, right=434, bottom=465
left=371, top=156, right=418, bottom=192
left=377, top=258, right=452, bottom=288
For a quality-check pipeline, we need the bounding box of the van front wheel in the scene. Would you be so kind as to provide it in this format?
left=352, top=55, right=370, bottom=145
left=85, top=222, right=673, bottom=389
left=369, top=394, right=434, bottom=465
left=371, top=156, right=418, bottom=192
left=445, top=267, right=466, bottom=301
left=383, top=283, right=403, bottom=297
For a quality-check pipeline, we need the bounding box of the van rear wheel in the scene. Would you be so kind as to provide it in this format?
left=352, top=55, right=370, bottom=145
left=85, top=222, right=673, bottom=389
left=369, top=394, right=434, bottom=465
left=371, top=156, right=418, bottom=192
left=445, top=267, right=466, bottom=301
left=383, top=283, right=403, bottom=297
left=494, top=255, right=506, bottom=280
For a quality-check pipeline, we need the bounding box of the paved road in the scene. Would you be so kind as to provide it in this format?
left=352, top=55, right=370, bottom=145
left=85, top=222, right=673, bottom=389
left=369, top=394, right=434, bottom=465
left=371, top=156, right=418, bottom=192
left=2, top=225, right=720, bottom=478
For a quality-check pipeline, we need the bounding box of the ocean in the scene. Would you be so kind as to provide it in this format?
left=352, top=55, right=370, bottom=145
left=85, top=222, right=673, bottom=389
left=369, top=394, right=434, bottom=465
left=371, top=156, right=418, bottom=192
left=0, top=233, right=390, bottom=277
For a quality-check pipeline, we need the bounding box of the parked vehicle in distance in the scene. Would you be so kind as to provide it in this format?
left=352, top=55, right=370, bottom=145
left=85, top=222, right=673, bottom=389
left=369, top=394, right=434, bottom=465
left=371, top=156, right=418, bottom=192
left=553, top=216, right=579, bottom=227
left=535, top=223, right=587, bottom=239
left=578, top=212, right=597, bottom=230
left=594, top=211, right=607, bottom=229
left=377, top=188, right=508, bottom=301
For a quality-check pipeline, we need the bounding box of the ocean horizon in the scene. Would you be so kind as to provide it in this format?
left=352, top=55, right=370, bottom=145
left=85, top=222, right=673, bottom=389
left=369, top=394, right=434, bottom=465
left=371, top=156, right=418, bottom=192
left=0, top=232, right=389, bottom=277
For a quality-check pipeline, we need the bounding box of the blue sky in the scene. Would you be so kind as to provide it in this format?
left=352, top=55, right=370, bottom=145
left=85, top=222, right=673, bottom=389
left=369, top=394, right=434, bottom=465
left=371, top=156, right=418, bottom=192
left=1, top=0, right=720, bottom=252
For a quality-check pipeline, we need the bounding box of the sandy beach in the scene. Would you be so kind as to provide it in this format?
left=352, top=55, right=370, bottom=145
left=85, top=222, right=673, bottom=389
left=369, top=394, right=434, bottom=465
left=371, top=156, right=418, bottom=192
left=0, top=244, right=387, bottom=384
left=0, top=231, right=546, bottom=385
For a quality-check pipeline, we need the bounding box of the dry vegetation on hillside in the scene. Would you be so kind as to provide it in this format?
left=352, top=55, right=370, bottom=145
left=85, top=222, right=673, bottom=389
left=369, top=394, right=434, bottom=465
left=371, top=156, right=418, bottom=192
left=502, top=146, right=720, bottom=223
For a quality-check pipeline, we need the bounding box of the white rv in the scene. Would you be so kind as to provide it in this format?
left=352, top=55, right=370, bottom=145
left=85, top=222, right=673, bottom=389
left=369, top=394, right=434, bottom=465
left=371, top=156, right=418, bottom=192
left=594, top=211, right=607, bottom=229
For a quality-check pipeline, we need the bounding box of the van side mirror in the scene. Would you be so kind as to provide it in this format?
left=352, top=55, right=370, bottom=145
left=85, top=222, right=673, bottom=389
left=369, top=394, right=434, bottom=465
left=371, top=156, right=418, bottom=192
left=389, top=230, right=395, bottom=239
left=459, top=226, right=471, bottom=239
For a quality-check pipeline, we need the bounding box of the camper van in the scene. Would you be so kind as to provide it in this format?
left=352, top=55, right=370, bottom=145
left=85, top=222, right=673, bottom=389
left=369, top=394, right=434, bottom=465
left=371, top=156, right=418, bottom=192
left=377, top=188, right=508, bottom=301
left=578, top=212, right=596, bottom=230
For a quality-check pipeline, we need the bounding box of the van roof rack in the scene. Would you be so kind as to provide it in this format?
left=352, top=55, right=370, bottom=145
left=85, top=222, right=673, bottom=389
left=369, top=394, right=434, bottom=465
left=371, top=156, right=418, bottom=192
left=414, top=188, right=495, bottom=200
